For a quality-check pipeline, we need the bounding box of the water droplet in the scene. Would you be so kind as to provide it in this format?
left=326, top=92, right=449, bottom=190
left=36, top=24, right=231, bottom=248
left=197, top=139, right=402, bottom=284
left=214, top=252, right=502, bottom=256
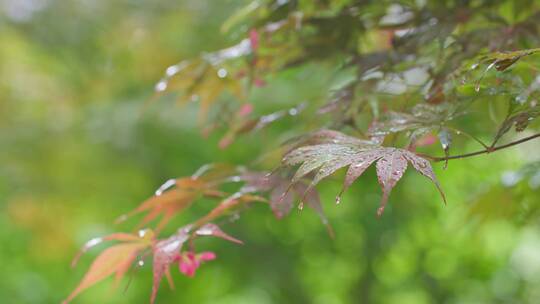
left=470, top=63, right=479, bottom=70
left=229, top=176, right=241, bottom=182
left=217, top=68, right=228, bottom=78
left=288, top=108, right=298, bottom=115
left=335, top=196, right=341, bottom=205
left=229, top=212, right=241, bottom=222
left=155, top=179, right=176, bottom=196
left=231, top=192, right=243, bottom=200
left=138, top=229, right=147, bottom=238
left=138, top=260, right=145, bottom=267
left=298, top=201, right=304, bottom=210
left=155, top=80, right=168, bottom=92
left=166, top=65, right=181, bottom=77
left=116, top=214, right=128, bottom=223
left=501, top=171, right=522, bottom=187
left=85, top=237, right=103, bottom=248
left=515, top=95, right=527, bottom=104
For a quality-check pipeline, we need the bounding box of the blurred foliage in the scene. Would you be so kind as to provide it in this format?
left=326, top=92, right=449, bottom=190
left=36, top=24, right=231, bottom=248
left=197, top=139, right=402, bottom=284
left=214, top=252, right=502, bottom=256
left=1, top=0, right=540, bottom=304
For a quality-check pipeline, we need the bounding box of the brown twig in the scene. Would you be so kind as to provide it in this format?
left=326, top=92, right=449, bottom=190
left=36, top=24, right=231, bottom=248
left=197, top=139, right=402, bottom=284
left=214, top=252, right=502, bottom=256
left=418, top=133, right=540, bottom=162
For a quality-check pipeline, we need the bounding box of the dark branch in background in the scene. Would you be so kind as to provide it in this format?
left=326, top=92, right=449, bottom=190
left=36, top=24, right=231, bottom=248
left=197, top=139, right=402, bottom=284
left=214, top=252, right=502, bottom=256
left=419, top=133, right=540, bottom=162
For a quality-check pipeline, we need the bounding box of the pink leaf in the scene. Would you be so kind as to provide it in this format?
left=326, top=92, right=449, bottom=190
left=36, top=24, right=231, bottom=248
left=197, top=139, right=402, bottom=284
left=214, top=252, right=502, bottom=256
left=375, top=149, right=408, bottom=216
left=195, top=223, right=243, bottom=244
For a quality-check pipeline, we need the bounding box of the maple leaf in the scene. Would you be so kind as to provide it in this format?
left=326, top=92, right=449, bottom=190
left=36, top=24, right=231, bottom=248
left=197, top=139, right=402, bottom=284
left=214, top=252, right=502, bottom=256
left=151, top=223, right=241, bottom=304
left=193, top=192, right=267, bottom=227
left=282, top=131, right=446, bottom=216
left=369, top=103, right=459, bottom=137
left=287, top=129, right=378, bottom=147
left=479, top=48, right=540, bottom=72
left=64, top=230, right=154, bottom=303
left=116, top=164, right=232, bottom=232
left=152, top=46, right=248, bottom=123
left=368, top=103, right=464, bottom=165
left=218, top=103, right=306, bottom=149
left=239, top=171, right=333, bottom=236
left=492, top=104, right=540, bottom=146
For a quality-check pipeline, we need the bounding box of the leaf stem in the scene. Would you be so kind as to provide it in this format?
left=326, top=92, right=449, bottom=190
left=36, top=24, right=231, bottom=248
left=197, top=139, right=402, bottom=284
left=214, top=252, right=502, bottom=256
left=446, top=126, right=489, bottom=149
left=419, top=133, right=540, bottom=162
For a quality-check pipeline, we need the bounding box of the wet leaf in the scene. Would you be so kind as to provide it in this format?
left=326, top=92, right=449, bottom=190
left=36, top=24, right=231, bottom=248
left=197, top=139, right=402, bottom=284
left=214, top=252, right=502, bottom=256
left=368, top=103, right=459, bottom=137
left=221, top=1, right=262, bottom=33
left=195, top=223, right=243, bottom=244
left=151, top=223, right=241, bottom=303
left=239, top=171, right=333, bottom=234
left=480, top=48, right=540, bottom=71
left=492, top=105, right=540, bottom=145
left=117, top=165, right=233, bottom=232
left=71, top=230, right=154, bottom=267
left=219, top=103, right=306, bottom=149
left=65, top=232, right=153, bottom=303
left=194, top=193, right=267, bottom=227
left=282, top=131, right=446, bottom=216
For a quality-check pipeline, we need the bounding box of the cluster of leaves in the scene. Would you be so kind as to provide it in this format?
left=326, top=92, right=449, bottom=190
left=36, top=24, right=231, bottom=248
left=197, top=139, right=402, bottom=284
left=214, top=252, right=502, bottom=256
left=65, top=164, right=332, bottom=303
left=67, top=0, right=540, bottom=302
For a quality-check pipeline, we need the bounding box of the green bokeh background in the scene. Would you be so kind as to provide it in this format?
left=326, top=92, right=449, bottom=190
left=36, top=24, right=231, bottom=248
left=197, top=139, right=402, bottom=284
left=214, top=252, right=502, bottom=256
left=1, top=1, right=540, bottom=303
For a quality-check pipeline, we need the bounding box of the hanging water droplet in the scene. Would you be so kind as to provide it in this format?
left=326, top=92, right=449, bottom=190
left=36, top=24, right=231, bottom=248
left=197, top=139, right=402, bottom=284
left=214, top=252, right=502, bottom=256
left=155, top=80, right=168, bottom=92
left=335, top=196, right=341, bottom=205
left=217, top=68, right=228, bottom=78
left=138, top=260, right=145, bottom=267
left=298, top=201, right=304, bottom=210
left=470, top=63, right=479, bottom=70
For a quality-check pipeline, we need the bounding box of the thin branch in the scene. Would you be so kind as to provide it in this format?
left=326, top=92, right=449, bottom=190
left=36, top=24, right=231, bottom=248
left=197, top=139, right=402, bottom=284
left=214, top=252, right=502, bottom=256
left=446, top=126, right=489, bottom=149
left=419, top=133, right=540, bottom=162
